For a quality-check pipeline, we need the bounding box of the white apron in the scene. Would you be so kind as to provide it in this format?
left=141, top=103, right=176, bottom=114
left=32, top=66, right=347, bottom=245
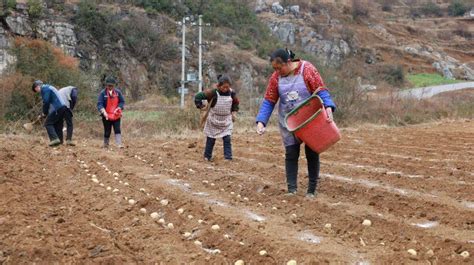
left=203, top=91, right=233, bottom=138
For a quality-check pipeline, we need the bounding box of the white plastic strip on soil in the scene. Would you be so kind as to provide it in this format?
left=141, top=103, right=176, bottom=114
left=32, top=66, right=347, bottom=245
left=346, top=137, right=474, bottom=153
left=233, top=156, right=474, bottom=204
left=341, top=148, right=472, bottom=164
left=334, top=153, right=473, bottom=176
left=411, top=221, right=439, bottom=228
left=321, top=173, right=474, bottom=210
left=245, top=210, right=266, bottom=222
left=323, top=161, right=474, bottom=185
left=296, top=231, right=322, bottom=244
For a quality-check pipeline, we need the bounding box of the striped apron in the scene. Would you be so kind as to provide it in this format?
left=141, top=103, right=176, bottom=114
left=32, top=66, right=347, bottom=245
left=203, top=91, right=233, bottom=138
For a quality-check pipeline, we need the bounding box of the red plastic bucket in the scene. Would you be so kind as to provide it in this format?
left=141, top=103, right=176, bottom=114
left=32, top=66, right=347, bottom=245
left=285, top=95, right=341, bottom=153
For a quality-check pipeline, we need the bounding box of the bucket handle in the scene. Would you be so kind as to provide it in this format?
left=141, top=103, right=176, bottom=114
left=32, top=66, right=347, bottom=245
left=312, top=87, right=323, bottom=95
left=292, top=87, right=323, bottom=115
left=284, top=94, right=325, bottom=132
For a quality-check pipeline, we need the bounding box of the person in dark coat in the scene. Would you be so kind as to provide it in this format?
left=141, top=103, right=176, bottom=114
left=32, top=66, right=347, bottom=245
left=97, top=77, right=125, bottom=148
left=32, top=80, right=67, bottom=147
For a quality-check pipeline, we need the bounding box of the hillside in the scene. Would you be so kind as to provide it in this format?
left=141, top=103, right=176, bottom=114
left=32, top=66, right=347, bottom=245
left=255, top=0, right=473, bottom=88
left=0, top=0, right=473, bottom=124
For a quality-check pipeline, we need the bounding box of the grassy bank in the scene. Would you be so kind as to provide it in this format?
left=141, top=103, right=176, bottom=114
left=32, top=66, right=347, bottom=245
left=407, top=73, right=463, bottom=88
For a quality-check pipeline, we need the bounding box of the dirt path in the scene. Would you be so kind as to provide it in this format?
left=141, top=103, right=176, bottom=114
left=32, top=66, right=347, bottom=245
left=1, top=120, right=473, bottom=264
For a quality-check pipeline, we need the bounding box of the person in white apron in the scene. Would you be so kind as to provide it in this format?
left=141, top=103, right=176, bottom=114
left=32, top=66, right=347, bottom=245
left=255, top=48, right=336, bottom=198
left=194, top=75, right=240, bottom=161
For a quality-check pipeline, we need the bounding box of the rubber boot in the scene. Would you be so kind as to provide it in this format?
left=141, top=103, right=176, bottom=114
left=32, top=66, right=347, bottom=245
left=115, top=134, right=124, bottom=148
left=103, top=137, right=110, bottom=148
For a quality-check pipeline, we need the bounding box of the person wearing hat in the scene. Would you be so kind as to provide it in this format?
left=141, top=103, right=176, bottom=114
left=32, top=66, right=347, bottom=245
left=194, top=74, right=239, bottom=161
left=58, top=86, right=78, bottom=146
left=97, top=76, right=125, bottom=148
left=31, top=80, right=68, bottom=147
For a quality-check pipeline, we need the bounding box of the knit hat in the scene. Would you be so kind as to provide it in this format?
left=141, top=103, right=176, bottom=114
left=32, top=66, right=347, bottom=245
left=105, top=76, right=117, bottom=85
left=217, top=74, right=232, bottom=86
left=31, top=80, right=43, bottom=92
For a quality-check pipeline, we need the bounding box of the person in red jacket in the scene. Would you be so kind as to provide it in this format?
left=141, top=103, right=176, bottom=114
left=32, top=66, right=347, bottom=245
left=256, top=48, right=336, bottom=198
left=97, top=76, right=125, bottom=148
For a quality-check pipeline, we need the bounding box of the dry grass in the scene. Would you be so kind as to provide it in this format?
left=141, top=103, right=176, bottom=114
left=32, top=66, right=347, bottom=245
left=336, top=90, right=474, bottom=126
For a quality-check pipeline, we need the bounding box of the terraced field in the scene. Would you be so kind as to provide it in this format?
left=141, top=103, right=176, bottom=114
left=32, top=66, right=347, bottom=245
left=0, top=121, right=472, bottom=264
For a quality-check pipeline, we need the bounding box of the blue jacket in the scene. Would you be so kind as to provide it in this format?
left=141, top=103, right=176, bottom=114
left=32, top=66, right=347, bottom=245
left=40, top=84, right=66, bottom=115
left=97, top=88, right=125, bottom=113
left=256, top=89, right=336, bottom=126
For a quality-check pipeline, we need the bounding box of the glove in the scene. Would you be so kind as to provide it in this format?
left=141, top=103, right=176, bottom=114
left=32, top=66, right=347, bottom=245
left=256, top=122, right=266, bottom=135
left=326, top=107, right=333, bottom=122
left=100, top=108, right=108, bottom=120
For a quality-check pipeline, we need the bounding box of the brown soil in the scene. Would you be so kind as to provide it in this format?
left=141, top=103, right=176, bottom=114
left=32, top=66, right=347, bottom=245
left=1, top=120, right=473, bottom=264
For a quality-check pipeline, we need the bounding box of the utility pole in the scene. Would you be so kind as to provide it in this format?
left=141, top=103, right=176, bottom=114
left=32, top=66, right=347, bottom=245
left=198, top=15, right=203, bottom=92
left=180, top=16, right=186, bottom=109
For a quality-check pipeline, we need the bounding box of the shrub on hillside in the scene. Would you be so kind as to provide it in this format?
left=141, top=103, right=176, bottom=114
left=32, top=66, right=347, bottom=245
left=74, top=0, right=115, bottom=43
left=419, top=2, right=443, bottom=17
left=381, top=4, right=392, bottom=12
left=116, top=15, right=177, bottom=62
left=13, top=37, right=79, bottom=78
left=134, top=0, right=185, bottom=17
left=44, top=0, right=65, bottom=11
left=454, top=26, right=472, bottom=39
left=234, top=34, right=253, bottom=50
left=437, top=30, right=454, bottom=41
left=0, top=73, right=35, bottom=121
left=379, top=65, right=405, bottom=87
left=2, top=38, right=95, bottom=121
left=352, top=0, right=369, bottom=20
left=448, top=0, right=468, bottom=16
left=134, top=0, right=275, bottom=59
left=381, top=0, right=392, bottom=12
left=256, top=40, right=279, bottom=59
left=7, top=0, right=16, bottom=9
left=27, top=0, right=43, bottom=20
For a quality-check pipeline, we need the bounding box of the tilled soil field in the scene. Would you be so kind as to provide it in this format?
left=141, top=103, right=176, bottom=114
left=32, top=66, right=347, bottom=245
left=0, top=120, right=473, bottom=264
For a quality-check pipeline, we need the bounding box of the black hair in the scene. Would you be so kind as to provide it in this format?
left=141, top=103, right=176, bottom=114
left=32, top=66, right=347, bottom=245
left=217, top=74, right=232, bottom=86
left=31, top=80, right=43, bottom=92
left=270, top=48, right=296, bottom=63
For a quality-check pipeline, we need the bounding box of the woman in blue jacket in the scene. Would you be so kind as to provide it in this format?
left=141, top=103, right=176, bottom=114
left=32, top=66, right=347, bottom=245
left=97, top=77, right=125, bottom=148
